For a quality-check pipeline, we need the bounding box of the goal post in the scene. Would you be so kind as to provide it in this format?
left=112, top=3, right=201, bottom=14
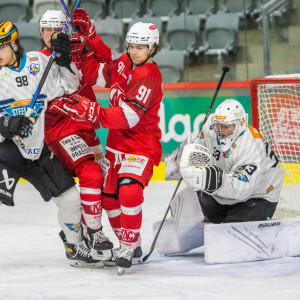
left=250, top=75, right=300, bottom=217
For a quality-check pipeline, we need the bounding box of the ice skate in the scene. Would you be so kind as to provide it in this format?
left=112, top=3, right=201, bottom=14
left=59, top=230, right=104, bottom=267
left=93, top=246, right=143, bottom=266
left=87, top=227, right=113, bottom=250
left=115, top=246, right=136, bottom=269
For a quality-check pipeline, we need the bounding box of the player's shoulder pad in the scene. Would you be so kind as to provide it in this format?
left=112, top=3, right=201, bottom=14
left=247, top=125, right=262, bottom=139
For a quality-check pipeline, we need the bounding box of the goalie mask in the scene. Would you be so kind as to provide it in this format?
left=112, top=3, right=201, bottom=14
left=125, top=22, right=159, bottom=54
left=212, top=99, right=248, bottom=152
left=40, top=10, right=66, bottom=33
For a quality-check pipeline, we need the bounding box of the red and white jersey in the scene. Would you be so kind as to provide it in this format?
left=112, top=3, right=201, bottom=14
left=84, top=53, right=163, bottom=166
left=43, top=35, right=112, bottom=145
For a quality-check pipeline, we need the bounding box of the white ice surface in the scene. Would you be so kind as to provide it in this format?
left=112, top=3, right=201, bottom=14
left=1, top=181, right=300, bottom=300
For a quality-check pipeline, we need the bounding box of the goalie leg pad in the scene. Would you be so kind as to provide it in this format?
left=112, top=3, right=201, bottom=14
left=154, top=187, right=206, bottom=255
left=205, top=217, right=300, bottom=264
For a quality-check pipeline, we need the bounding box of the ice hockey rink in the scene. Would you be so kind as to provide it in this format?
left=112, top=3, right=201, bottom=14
left=1, top=181, right=300, bottom=300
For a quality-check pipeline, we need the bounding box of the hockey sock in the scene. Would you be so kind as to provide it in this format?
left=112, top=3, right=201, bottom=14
left=102, top=194, right=122, bottom=241
left=118, top=183, right=143, bottom=249
left=74, top=160, right=103, bottom=231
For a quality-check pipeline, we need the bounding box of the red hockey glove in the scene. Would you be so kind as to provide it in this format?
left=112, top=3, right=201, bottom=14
left=71, top=33, right=94, bottom=60
left=63, top=94, right=101, bottom=129
left=72, top=8, right=96, bottom=39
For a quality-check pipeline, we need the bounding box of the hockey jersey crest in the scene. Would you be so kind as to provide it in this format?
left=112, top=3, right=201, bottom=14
left=0, top=51, right=80, bottom=160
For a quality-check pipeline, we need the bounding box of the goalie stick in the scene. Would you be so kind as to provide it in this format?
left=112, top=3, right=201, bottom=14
left=142, top=66, right=229, bottom=263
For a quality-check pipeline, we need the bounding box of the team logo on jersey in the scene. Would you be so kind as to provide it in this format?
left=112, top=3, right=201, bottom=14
left=0, top=96, right=46, bottom=119
left=127, top=74, right=132, bottom=86
left=128, top=155, right=145, bottom=164
left=233, top=171, right=249, bottom=182
left=65, top=221, right=81, bottom=233
left=110, top=83, right=126, bottom=106
left=27, top=63, right=40, bottom=76
left=222, top=148, right=231, bottom=158
left=0, top=169, right=15, bottom=190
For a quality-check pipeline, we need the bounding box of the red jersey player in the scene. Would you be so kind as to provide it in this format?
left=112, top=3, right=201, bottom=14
left=39, top=9, right=113, bottom=252
left=62, top=22, right=163, bottom=269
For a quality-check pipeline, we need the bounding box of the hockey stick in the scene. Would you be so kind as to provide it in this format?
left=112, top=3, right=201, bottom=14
left=60, top=0, right=77, bottom=33
left=24, top=0, right=81, bottom=119
left=142, top=66, right=230, bottom=263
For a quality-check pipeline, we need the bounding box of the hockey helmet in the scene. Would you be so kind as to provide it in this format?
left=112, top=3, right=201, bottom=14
left=40, top=10, right=66, bottom=31
left=212, top=99, right=248, bottom=152
left=126, top=22, right=159, bottom=51
left=0, top=21, right=18, bottom=47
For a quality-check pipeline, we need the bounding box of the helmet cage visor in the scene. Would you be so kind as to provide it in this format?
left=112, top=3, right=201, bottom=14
left=212, top=119, right=239, bottom=140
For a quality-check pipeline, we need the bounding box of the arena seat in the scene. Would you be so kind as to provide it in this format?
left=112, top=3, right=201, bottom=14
left=108, top=0, right=144, bottom=19
left=186, top=0, right=218, bottom=20
left=221, top=0, right=255, bottom=18
left=16, top=22, right=41, bottom=52
left=145, top=0, right=181, bottom=20
left=0, top=0, right=31, bottom=23
left=32, top=0, right=65, bottom=21
left=199, top=12, right=239, bottom=56
left=166, top=14, right=201, bottom=55
left=80, top=0, right=107, bottom=20
left=93, top=18, right=124, bottom=53
left=154, top=49, right=184, bottom=82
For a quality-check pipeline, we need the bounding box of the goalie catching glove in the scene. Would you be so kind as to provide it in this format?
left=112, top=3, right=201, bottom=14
left=62, top=94, right=101, bottom=129
left=179, top=143, right=223, bottom=193
left=0, top=116, right=34, bottom=139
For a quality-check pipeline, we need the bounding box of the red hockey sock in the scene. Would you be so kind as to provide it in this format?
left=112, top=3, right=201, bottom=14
left=118, top=183, right=143, bottom=248
left=102, top=194, right=122, bottom=240
left=74, top=160, right=103, bottom=230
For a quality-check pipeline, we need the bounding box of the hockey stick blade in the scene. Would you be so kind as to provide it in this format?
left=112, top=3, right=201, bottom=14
left=142, top=66, right=230, bottom=263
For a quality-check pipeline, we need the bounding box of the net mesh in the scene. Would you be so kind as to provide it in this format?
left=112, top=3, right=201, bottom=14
left=253, top=76, right=300, bottom=217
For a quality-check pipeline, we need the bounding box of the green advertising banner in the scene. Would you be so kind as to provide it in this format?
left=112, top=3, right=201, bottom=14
left=96, top=96, right=251, bottom=155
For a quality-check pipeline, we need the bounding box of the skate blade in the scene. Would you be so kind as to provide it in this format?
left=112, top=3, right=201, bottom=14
left=69, top=260, right=104, bottom=268
left=91, top=248, right=113, bottom=261
left=118, top=267, right=125, bottom=275
left=104, top=256, right=143, bottom=267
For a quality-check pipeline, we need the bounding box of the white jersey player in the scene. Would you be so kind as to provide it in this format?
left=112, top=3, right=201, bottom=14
left=0, top=21, right=102, bottom=267
left=157, top=99, right=284, bottom=255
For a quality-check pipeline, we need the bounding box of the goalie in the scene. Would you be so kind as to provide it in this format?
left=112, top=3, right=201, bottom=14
left=156, top=99, right=285, bottom=255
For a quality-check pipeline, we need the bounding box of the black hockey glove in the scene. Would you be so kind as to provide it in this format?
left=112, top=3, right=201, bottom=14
left=51, top=33, right=72, bottom=68
left=0, top=116, right=34, bottom=139
left=202, top=165, right=224, bottom=194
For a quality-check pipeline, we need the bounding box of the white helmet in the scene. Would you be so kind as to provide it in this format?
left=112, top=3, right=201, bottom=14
left=126, top=22, right=159, bottom=51
left=40, top=10, right=66, bottom=31
left=212, top=99, right=248, bottom=152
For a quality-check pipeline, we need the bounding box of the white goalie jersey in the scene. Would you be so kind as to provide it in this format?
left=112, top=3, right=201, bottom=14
left=0, top=51, right=80, bottom=160
left=195, top=115, right=284, bottom=205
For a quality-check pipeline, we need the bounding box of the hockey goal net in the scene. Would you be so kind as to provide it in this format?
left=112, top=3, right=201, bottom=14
left=251, top=75, right=300, bottom=217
